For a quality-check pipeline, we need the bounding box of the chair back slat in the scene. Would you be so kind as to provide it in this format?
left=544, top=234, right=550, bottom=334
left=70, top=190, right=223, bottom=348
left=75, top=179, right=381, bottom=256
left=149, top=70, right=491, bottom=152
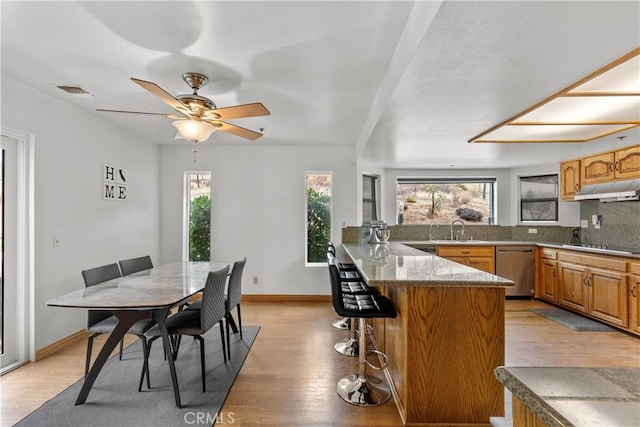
left=226, top=257, right=247, bottom=311
left=81, top=263, right=122, bottom=327
left=119, top=256, right=153, bottom=276
left=201, top=266, right=230, bottom=332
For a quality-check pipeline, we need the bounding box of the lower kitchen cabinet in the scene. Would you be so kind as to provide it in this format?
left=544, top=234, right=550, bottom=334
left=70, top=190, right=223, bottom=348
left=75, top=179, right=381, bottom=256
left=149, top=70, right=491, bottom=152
left=536, top=248, right=559, bottom=302
left=629, top=262, right=640, bottom=334
left=554, top=251, right=631, bottom=331
left=436, top=246, right=495, bottom=274
left=558, top=262, right=589, bottom=314
left=589, top=267, right=628, bottom=328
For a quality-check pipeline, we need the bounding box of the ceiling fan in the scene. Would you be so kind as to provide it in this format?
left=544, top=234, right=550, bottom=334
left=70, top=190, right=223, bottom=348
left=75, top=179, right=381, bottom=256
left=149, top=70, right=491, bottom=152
left=97, top=72, right=270, bottom=142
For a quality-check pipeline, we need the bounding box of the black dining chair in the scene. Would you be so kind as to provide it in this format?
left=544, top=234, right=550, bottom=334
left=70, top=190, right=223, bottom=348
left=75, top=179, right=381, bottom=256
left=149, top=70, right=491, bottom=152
left=81, top=263, right=156, bottom=378
left=139, top=266, right=229, bottom=393
left=224, top=257, right=246, bottom=359
left=119, top=255, right=153, bottom=276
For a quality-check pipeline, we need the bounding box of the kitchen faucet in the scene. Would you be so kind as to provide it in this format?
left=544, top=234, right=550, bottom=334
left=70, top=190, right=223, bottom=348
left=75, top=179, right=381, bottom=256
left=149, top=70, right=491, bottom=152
left=450, top=220, right=465, bottom=240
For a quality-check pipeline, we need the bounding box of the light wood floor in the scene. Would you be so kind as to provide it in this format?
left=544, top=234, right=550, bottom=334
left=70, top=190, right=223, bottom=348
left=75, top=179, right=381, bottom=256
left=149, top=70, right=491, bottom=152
left=1, top=299, right=639, bottom=426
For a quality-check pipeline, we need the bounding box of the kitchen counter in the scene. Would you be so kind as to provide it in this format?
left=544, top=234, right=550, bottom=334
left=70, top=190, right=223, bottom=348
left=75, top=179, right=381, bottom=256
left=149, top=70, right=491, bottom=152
left=495, top=367, right=640, bottom=427
left=397, top=239, right=640, bottom=259
left=341, top=241, right=511, bottom=426
left=342, top=241, right=514, bottom=288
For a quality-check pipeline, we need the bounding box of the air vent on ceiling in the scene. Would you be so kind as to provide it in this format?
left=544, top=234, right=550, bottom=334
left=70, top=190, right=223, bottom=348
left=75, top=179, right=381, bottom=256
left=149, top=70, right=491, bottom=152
left=56, top=85, right=94, bottom=97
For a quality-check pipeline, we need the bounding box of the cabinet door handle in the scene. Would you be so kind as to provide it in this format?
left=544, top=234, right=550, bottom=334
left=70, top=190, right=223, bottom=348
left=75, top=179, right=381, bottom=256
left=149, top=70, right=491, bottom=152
left=615, top=160, right=620, bottom=172
left=632, top=285, right=637, bottom=298
left=609, top=162, right=615, bottom=171
left=574, top=183, right=580, bottom=192
left=461, top=251, right=470, bottom=255
left=552, top=268, right=556, bottom=277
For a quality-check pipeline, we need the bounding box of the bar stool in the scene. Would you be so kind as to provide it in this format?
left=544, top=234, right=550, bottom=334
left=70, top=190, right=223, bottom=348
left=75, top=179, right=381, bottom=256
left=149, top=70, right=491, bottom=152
left=327, top=243, right=364, bottom=331
left=328, top=261, right=397, bottom=406
left=327, top=254, right=378, bottom=357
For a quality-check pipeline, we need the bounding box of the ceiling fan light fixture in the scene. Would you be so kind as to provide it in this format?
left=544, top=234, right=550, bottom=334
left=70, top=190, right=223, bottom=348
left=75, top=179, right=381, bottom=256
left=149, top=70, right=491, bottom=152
left=172, top=119, right=216, bottom=143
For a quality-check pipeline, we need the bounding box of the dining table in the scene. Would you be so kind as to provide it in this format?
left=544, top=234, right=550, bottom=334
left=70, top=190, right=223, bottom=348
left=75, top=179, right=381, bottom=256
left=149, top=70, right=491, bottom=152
left=46, top=261, right=229, bottom=408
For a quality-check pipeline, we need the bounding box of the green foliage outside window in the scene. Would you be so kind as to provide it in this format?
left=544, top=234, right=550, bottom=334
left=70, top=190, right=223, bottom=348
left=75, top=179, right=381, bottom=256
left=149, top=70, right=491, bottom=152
left=307, top=187, right=331, bottom=263
left=189, top=195, right=211, bottom=261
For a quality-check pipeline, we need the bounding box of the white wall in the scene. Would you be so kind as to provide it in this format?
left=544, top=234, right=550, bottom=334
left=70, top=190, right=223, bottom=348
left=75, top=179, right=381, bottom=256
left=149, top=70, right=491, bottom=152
left=160, top=145, right=357, bottom=295
left=2, top=76, right=160, bottom=351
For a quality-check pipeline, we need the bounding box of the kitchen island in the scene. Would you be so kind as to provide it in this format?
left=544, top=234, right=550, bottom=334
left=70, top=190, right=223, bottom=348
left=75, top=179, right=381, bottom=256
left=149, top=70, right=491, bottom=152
left=342, top=242, right=514, bottom=426
left=495, top=367, right=640, bottom=427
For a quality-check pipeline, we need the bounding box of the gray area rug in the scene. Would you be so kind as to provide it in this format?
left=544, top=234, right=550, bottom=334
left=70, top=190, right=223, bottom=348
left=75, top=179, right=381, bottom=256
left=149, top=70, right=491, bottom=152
left=529, top=308, right=615, bottom=331
left=15, top=326, right=260, bottom=427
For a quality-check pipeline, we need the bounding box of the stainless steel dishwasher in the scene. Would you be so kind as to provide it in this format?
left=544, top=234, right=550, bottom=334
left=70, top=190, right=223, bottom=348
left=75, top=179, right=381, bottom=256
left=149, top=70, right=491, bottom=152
left=495, top=245, right=535, bottom=298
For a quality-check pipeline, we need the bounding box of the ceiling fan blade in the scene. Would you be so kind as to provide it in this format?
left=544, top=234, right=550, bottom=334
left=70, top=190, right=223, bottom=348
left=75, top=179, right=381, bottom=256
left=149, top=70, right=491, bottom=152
left=96, top=108, right=183, bottom=119
left=207, top=102, right=270, bottom=120
left=131, top=78, right=190, bottom=114
left=211, top=121, right=263, bottom=140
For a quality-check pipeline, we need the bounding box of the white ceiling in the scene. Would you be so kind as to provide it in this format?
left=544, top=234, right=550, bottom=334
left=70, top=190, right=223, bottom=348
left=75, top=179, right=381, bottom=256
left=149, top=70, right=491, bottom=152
left=2, top=1, right=639, bottom=169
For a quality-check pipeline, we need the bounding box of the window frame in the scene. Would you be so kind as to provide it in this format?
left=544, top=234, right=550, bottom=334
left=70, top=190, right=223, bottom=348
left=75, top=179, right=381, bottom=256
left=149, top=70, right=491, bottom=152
left=362, top=173, right=379, bottom=225
left=183, top=171, right=212, bottom=262
left=396, top=177, right=497, bottom=225
left=305, top=171, right=333, bottom=266
left=519, top=174, right=559, bottom=223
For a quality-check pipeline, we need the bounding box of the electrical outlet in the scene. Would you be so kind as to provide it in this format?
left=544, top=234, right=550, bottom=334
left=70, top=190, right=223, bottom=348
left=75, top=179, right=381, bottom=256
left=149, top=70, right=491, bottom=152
left=252, top=276, right=259, bottom=285
left=528, top=228, right=538, bottom=234
left=580, top=220, right=588, bottom=228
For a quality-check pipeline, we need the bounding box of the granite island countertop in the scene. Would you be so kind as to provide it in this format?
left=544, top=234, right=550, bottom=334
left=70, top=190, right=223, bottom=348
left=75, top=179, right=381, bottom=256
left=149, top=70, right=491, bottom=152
left=342, top=242, right=514, bottom=288
left=495, top=367, right=640, bottom=427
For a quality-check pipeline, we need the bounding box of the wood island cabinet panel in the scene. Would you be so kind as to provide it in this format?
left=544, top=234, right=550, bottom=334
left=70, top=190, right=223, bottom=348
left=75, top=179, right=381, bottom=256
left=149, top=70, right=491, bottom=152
left=560, top=159, right=581, bottom=200
left=614, top=145, right=640, bottom=180
left=385, top=286, right=505, bottom=425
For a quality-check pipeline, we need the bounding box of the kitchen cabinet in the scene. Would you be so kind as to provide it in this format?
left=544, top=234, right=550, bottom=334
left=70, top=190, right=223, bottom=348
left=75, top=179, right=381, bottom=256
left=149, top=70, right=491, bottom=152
left=436, top=246, right=495, bottom=274
left=582, top=144, right=640, bottom=185
left=557, top=252, right=629, bottom=328
left=560, top=159, right=581, bottom=201
left=629, top=262, right=640, bottom=335
left=537, top=249, right=558, bottom=302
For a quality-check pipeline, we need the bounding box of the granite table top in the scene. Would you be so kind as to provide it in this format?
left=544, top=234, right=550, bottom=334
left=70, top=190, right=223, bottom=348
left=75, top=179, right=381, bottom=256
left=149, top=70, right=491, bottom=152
left=495, top=367, right=640, bottom=427
left=341, top=242, right=514, bottom=288
left=47, top=261, right=229, bottom=310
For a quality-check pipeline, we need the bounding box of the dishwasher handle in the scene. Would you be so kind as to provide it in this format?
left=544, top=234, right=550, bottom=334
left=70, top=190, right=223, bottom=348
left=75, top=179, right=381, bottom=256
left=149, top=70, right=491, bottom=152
left=496, top=249, right=533, bottom=253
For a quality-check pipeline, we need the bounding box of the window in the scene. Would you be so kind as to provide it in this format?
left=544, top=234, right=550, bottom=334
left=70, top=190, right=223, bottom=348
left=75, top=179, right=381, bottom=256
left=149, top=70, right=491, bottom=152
left=396, top=177, right=496, bottom=225
left=306, top=172, right=332, bottom=264
left=520, top=174, right=558, bottom=222
left=185, top=172, right=211, bottom=261
left=362, top=174, right=378, bottom=224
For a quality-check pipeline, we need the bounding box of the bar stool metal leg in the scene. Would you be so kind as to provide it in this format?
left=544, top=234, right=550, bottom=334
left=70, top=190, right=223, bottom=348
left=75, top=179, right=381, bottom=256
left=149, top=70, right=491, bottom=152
left=336, top=318, right=391, bottom=406
left=332, top=316, right=350, bottom=330
left=334, top=317, right=358, bottom=357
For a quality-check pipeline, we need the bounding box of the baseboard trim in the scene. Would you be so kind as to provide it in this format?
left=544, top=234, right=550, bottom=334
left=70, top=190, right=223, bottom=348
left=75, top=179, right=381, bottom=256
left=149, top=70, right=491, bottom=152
left=36, top=329, right=87, bottom=361
left=243, top=294, right=331, bottom=303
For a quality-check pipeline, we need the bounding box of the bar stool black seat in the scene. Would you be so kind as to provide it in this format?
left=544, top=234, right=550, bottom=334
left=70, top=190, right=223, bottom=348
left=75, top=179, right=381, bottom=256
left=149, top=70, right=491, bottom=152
left=328, top=260, right=397, bottom=406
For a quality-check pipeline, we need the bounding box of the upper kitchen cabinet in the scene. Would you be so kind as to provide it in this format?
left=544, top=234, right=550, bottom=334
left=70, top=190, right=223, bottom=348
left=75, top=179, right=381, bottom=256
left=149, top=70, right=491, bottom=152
left=560, top=159, right=581, bottom=201
left=582, top=144, right=640, bottom=185
left=615, top=144, right=640, bottom=180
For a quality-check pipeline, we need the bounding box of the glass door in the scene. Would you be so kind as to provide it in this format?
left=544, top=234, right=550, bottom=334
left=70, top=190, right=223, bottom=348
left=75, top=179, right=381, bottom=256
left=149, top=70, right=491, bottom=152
left=0, top=135, right=18, bottom=372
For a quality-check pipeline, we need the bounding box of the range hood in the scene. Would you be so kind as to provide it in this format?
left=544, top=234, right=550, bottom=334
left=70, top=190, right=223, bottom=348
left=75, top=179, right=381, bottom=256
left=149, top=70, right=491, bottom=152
left=574, top=178, right=640, bottom=202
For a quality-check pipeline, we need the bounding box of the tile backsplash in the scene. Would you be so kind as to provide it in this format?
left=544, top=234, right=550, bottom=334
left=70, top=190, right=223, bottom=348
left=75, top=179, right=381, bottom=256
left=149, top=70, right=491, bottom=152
left=579, top=200, right=640, bottom=249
